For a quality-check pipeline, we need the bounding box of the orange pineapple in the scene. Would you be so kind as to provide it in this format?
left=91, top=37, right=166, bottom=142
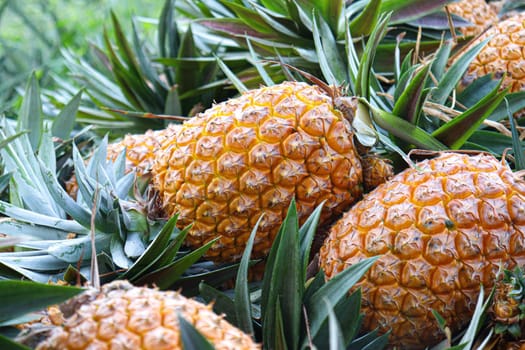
left=319, top=152, right=525, bottom=349
left=456, top=12, right=525, bottom=93
left=32, top=281, right=259, bottom=350
left=447, top=0, right=498, bottom=37
left=152, top=81, right=366, bottom=262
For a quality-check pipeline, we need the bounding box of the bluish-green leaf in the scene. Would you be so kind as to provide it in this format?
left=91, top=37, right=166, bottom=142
left=17, top=73, right=42, bottom=150
left=51, top=90, right=82, bottom=140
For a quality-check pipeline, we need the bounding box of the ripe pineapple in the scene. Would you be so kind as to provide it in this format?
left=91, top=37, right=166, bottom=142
left=29, top=280, right=259, bottom=350
left=319, top=152, right=525, bottom=349
left=456, top=12, right=525, bottom=93
left=153, top=81, right=366, bottom=262
left=447, top=0, right=498, bottom=37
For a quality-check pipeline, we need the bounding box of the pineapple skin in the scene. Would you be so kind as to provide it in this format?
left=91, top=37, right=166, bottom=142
left=152, top=81, right=364, bottom=262
left=459, top=12, right=525, bottom=93
left=319, top=153, right=525, bottom=349
left=447, top=0, right=497, bottom=37
left=106, top=124, right=181, bottom=176
left=35, top=281, right=259, bottom=350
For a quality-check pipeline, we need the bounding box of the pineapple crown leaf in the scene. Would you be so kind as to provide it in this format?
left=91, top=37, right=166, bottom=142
left=355, top=12, right=391, bottom=100
left=311, top=10, right=347, bottom=87
left=261, top=199, right=303, bottom=350
left=0, top=334, right=30, bottom=350
left=303, top=256, right=380, bottom=347
left=381, top=0, right=455, bottom=24
left=324, top=297, right=346, bottom=350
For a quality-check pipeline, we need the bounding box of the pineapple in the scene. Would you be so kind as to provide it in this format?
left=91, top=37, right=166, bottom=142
left=456, top=12, right=525, bottom=93
left=25, top=280, right=259, bottom=350
left=152, top=81, right=366, bottom=262
left=447, top=0, right=498, bottom=37
left=319, top=152, right=525, bottom=349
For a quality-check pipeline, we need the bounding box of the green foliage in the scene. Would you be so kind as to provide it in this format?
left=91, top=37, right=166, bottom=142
left=0, top=0, right=163, bottom=111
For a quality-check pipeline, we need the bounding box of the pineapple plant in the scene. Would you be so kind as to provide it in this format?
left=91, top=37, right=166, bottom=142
left=319, top=151, right=525, bottom=349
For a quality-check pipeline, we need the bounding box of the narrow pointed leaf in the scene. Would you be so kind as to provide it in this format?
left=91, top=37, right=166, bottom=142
left=430, top=38, right=489, bottom=105
left=120, top=215, right=179, bottom=280
left=325, top=298, right=345, bottom=350
left=246, top=38, right=274, bottom=87
left=312, top=12, right=347, bottom=85
left=261, top=199, right=302, bottom=350
left=0, top=334, right=30, bottom=350
left=508, top=101, right=525, bottom=170
left=199, top=282, right=237, bottom=325
left=17, top=73, right=42, bottom=150
left=234, top=215, right=263, bottom=336
left=0, top=280, right=82, bottom=322
left=355, top=13, right=390, bottom=99
left=430, top=40, right=453, bottom=82
left=299, top=202, right=324, bottom=276
left=392, top=63, right=431, bottom=124
left=150, top=226, right=188, bottom=270
left=381, top=0, right=453, bottom=24
left=51, top=90, right=82, bottom=140
left=432, top=85, right=508, bottom=149
left=305, top=256, right=379, bottom=342
left=133, top=238, right=218, bottom=289
left=364, top=101, right=448, bottom=150
left=215, top=55, right=248, bottom=93
left=349, top=0, right=382, bottom=37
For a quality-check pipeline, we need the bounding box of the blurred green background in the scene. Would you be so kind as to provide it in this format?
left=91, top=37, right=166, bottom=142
left=0, top=0, right=163, bottom=109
